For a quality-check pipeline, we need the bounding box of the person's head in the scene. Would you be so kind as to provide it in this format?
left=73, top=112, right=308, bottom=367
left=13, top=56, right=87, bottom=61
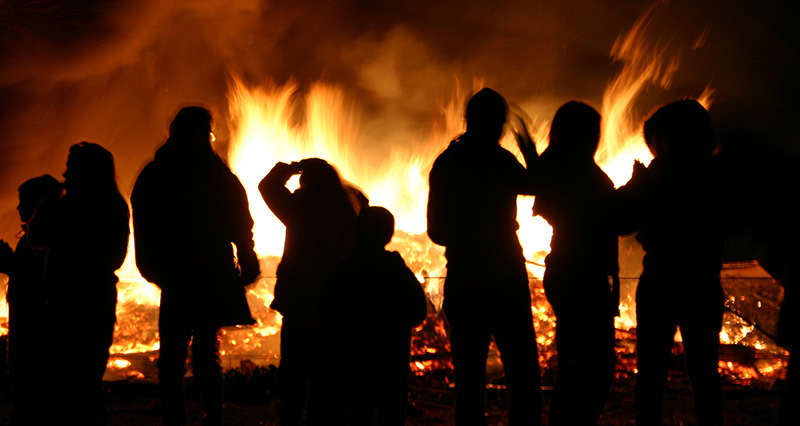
left=63, top=142, right=119, bottom=194
left=297, top=158, right=343, bottom=192
left=168, top=106, right=214, bottom=153
left=644, top=99, right=716, bottom=161
left=355, top=206, right=395, bottom=251
left=17, top=175, right=61, bottom=222
left=546, top=101, right=602, bottom=160
left=464, top=88, right=508, bottom=143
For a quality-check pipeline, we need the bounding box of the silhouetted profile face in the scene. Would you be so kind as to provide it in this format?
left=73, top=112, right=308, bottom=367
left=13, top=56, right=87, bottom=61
left=355, top=206, right=395, bottom=250
left=297, top=158, right=342, bottom=193
left=465, top=88, right=508, bottom=144
left=17, top=175, right=61, bottom=222
left=644, top=99, right=715, bottom=161
left=168, top=106, right=214, bottom=153
left=547, top=101, right=601, bottom=161
left=63, top=142, right=117, bottom=193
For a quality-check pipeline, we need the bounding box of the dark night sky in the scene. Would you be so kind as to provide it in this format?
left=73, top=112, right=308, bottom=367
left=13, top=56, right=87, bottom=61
left=1, top=0, right=799, bottom=254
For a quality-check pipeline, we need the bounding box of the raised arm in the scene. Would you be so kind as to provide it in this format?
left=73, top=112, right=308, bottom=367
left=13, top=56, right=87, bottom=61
left=509, top=112, right=541, bottom=195
left=258, top=161, right=301, bottom=224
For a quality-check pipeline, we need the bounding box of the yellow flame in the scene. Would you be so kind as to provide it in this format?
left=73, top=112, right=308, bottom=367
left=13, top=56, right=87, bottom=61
left=2, top=7, right=742, bottom=373
left=107, top=357, right=132, bottom=369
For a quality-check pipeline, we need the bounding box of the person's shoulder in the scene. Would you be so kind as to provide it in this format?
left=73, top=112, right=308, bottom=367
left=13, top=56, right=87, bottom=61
left=494, top=144, right=520, bottom=160
left=385, top=250, right=406, bottom=263
left=430, top=141, right=460, bottom=176
left=382, top=251, right=414, bottom=272
left=591, top=162, right=615, bottom=190
left=136, top=159, right=159, bottom=178
left=433, top=140, right=459, bottom=160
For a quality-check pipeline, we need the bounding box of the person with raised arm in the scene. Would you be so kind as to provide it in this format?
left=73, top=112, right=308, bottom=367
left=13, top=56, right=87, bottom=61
left=259, top=157, right=367, bottom=425
left=427, top=88, right=542, bottom=426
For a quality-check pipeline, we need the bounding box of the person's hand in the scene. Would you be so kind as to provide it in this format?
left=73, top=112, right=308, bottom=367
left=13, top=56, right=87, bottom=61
left=237, top=250, right=260, bottom=286
left=271, top=161, right=301, bottom=180
left=512, top=121, right=534, bottom=152
left=508, top=103, right=535, bottom=151
left=508, top=110, right=534, bottom=152
left=632, top=159, right=647, bottom=178
left=289, top=161, right=304, bottom=174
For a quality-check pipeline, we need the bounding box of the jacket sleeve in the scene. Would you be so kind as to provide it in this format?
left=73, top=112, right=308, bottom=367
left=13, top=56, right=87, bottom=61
left=259, top=162, right=297, bottom=225
left=131, top=167, right=171, bottom=285
left=426, top=157, right=450, bottom=246
left=516, top=143, right=541, bottom=196
left=227, top=173, right=260, bottom=285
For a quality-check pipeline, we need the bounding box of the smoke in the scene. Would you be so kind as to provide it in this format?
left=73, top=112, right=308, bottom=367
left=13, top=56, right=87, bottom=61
left=1, top=0, right=799, bottom=243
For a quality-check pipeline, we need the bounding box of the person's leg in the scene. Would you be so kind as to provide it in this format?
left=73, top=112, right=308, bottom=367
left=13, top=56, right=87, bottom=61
left=55, top=307, right=115, bottom=426
left=374, top=372, right=410, bottom=426
left=446, top=300, right=493, bottom=426
left=492, top=304, right=543, bottom=426
left=777, top=345, right=799, bottom=426
left=277, top=317, right=312, bottom=426
left=635, top=301, right=677, bottom=426
left=680, top=302, right=723, bottom=426
left=547, top=309, right=614, bottom=426
left=346, top=372, right=378, bottom=426
left=191, top=326, right=223, bottom=426
left=158, top=307, right=192, bottom=426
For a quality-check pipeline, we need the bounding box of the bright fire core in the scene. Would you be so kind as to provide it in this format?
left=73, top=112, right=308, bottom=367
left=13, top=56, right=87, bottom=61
left=5, top=6, right=763, bottom=378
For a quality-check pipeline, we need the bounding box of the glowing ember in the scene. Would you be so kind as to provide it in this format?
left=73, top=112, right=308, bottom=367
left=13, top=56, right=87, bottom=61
left=0, top=5, right=786, bottom=383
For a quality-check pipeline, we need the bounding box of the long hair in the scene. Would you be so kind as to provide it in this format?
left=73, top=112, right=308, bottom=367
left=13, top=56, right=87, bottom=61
left=64, top=142, right=124, bottom=203
left=297, top=158, right=356, bottom=215
left=544, top=101, right=601, bottom=162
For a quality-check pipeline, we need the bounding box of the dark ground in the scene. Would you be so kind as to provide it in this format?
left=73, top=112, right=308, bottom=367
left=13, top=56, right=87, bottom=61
left=0, top=366, right=788, bottom=426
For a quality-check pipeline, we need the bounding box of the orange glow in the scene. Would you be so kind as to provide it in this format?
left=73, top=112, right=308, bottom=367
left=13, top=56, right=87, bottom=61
left=0, top=6, right=783, bottom=383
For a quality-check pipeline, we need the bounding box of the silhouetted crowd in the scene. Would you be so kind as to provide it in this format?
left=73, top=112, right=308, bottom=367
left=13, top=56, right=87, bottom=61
left=0, top=91, right=797, bottom=426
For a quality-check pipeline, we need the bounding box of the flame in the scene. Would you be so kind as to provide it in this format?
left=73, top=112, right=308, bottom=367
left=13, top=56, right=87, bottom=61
left=220, top=6, right=732, bottom=370
left=0, top=6, right=782, bottom=382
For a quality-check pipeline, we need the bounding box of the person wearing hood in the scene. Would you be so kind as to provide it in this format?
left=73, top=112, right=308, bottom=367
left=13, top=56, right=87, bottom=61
left=319, top=206, right=427, bottom=425
left=131, top=106, right=260, bottom=426
left=619, top=99, right=727, bottom=426
left=0, top=174, right=62, bottom=424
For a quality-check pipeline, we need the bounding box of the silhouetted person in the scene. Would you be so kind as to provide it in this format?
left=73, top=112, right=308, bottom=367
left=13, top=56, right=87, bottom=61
left=0, top=174, right=62, bottom=425
left=774, top=178, right=800, bottom=426
left=751, top=152, right=800, bottom=426
left=524, top=101, right=622, bottom=425
left=319, top=206, right=427, bottom=426
left=259, top=157, right=366, bottom=426
left=131, top=107, right=260, bottom=426
left=427, top=88, right=542, bottom=426
left=620, top=100, right=726, bottom=426
left=27, top=142, right=130, bottom=426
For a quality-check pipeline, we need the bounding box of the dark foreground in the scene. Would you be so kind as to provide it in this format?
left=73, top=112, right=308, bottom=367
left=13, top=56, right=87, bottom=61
left=0, top=367, right=787, bottom=426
